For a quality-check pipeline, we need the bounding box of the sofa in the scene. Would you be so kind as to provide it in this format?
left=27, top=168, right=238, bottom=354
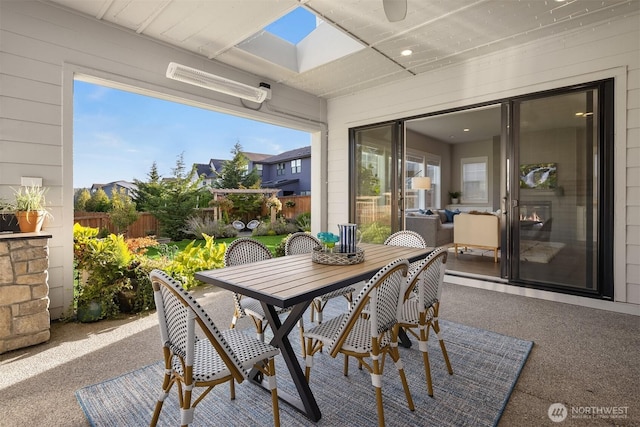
left=453, top=212, right=501, bottom=262
left=405, top=209, right=455, bottom=247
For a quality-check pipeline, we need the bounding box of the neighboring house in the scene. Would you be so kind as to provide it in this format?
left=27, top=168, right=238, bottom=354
left=256, top=146, right=311, bottom=196
left=90, top=181, right=138, bottom=199
left=194, top=159, right=225, bottom=188
left=195, top=147, right=311, bottom=196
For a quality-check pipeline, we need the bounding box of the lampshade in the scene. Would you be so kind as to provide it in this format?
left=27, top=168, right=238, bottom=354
left=166, top=62, right=269, bottom=103
left=412, top=176, right=432, bottom=190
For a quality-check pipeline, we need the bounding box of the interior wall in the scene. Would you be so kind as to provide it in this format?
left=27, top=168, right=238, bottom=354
left=450, top=139, right=495, bottom=209
left=519, top=128, right=579, bottom=243
left=0, top=1, right=327, bottom=318
left=405, top=129, right=451, bottom=208
left=326, top=14, right=638, bottom=307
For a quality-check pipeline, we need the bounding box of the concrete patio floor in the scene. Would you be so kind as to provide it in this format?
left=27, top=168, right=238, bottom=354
left=0, top=280, right=637, bottom=426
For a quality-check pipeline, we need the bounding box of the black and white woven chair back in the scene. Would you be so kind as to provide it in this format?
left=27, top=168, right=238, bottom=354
left=285, top=232, right=321, bottom=255
left=329, top=258, right=409, bottom=354
left=383, top=230, right=427, bottom=249
left=150, top=269, right=246, bottom=380
left=406, top=247, right=448, bottom=309
left=224, top=237, right=272, bottom=266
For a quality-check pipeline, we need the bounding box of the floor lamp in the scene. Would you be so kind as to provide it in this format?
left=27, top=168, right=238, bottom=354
left=412, top=176, right=432, bottom=209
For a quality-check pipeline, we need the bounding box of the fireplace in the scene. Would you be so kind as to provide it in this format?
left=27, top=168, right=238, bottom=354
left=519, top=201, right=552, bottom=241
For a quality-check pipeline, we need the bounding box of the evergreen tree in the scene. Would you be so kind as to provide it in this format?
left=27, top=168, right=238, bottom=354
left=74, top=188, right=91, bottom=211
left=133, top=162, right=163, bottom=212
left=213, top=142, right=261, bottom=189
left=135, top=153, right=203, bottom=240
left=213, top=143, right=262, bottom=222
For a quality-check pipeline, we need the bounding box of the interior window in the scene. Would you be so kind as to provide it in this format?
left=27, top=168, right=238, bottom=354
left=461, top=156, right=488, bottom=203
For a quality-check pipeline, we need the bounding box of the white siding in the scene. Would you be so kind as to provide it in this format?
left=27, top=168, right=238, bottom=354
left=327, top=14, right=640, bottom=310
left=0, top=1, right=326, bottom=318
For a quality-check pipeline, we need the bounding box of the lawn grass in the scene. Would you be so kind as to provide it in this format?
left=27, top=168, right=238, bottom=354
left=145, top=234, right=288, bottom=258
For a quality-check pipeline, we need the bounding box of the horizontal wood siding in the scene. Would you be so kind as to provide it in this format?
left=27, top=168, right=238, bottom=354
left=0, top=1, right=325, bottom=319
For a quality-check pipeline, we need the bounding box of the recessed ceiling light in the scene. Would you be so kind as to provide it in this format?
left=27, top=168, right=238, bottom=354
left=463, top=128, right=470, bottom=132
left=401, top=49, right=412, bottom=56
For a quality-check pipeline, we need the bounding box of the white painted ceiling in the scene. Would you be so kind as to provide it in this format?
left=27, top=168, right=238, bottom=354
left=46, top=0, right=638, bottom=100
left=44, top=0, right=637, bottom=142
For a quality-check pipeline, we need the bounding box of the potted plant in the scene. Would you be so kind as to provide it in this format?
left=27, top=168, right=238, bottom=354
left=449, top=191, right=462, bottom=204
left=12, top=185, right=52, bottom=232
left=0, top=198, right=19, bottom=232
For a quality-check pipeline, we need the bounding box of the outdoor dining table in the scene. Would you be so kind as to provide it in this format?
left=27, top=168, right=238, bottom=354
left=194, top=242, right=433, bottom=422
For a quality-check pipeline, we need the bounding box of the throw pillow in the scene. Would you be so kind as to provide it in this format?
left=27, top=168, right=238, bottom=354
left=436, top=210, right=448, bottom=223
left=425, top=209, right=434, bottom=215
left=444, top=209, right=461, bottom=223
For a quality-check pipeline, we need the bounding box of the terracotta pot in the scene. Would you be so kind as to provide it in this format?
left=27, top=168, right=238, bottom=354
left=15, top=210, right=45, bottom=232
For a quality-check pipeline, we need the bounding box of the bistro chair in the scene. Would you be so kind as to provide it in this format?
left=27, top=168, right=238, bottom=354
left=225, top=237, right=292, bottom=342
left=284, top=232, right=355, bottom=324
left=303, top=258, right=414, bottom=427
left=383, top=230, right=427, bottom=249
left=384, top=230, right=427, bottom=273
left=397, top=247, right=453, bottom=396
left=149, top=269, right=281, bottom=427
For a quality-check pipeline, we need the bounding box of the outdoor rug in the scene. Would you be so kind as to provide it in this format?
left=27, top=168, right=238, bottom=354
left=76, top=308, right=533, bottom=427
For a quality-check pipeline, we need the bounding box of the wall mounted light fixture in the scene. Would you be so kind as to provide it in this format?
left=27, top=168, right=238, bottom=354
left=166, top=62, right=269, bottom=103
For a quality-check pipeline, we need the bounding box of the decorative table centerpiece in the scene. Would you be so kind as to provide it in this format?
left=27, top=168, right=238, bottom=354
left=312, top=232, right=365, bottom=265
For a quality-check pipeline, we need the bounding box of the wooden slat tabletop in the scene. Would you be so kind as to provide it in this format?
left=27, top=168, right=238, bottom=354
left=195, top=243, right=432, bottom=307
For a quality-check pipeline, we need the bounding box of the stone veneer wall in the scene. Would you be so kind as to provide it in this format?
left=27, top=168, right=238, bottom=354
left=0, top=235, right=51, bottom=354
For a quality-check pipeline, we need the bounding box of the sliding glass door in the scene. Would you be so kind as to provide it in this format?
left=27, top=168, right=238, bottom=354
left=509, top=82, right=613, bottom=296
left=350, top=122, right=403, bottom=242
left=349, top=81, right=613, bottom=299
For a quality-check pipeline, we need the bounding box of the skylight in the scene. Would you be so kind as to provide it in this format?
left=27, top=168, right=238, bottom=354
left=236, top=6, right=365, bottom=74
left=265, top=7, right=317, bottom=45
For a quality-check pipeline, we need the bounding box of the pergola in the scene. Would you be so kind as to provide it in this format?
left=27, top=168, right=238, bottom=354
left=208, top=188, right=281, bottom=222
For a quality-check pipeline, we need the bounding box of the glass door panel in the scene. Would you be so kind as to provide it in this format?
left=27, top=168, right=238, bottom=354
left=512, top=90, right=599, bottom=291
left=351, top=123, right=402, bottom=242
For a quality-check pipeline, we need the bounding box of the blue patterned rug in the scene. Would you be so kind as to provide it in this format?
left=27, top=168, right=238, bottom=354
left=76, top=304, right=532, bottom=427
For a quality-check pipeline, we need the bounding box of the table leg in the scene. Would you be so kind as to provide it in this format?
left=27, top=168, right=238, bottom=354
left=398, top=327, right=412, bottom=348
left=250, top=301, right=322, bottom=422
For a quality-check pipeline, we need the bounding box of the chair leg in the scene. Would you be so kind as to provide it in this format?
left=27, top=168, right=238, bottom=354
left=370, top=353, right=387, bottom=427
left=389, top=340, right=415, bottom=411
left=151, top=350, right=174, bottom=427
left=418, top=324, right=435, bottom=397
left=299, top=318, right=306, bottom=358
left=230, top=311, right=239, bottom=329
left=265, top=358, right=281, bottom=427
left=432, top=319, right=454, bottom=375
left=180, top=366, right=195, bottom=427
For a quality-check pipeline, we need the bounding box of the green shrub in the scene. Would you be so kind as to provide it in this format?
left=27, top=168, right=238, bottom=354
left=252, top=218, right=298, bottom=236
left=296, top=212, right=311, bottom=231
left=165, top=234, right=226, bottom=290
left=360, top=222, right=392, bottom=244
left=182, top=216, right=238, bottom=239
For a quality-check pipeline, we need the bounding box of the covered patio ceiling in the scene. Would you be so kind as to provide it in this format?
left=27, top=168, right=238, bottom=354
left=45, top=0, right=637, bottom=99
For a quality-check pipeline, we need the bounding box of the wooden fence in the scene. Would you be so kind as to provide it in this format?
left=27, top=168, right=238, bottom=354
left=74, top=195, right=311, bottom=238
left=74, top=212, right=159, bottom=238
